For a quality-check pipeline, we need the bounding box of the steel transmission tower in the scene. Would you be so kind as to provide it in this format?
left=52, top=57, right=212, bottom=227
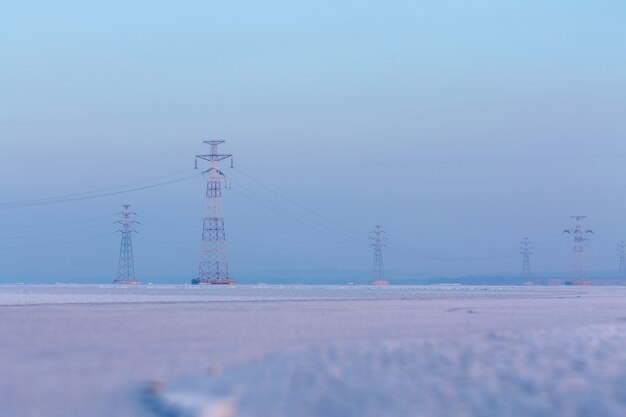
left=618, top=241, right=626, bottom=276
left=369, top=225, right=388, bottom=285
left=114, top=204, right=139, bottom=285
left=192, top=140, right=234, bottom=285
left=562, top=216, right=593, bottom=278
left=520, top=237, right=533, bottom=276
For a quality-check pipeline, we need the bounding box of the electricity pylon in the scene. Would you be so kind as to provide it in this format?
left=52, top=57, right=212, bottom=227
left=618, top=241, right=626, bottom=276
left=193, top=140, right=234, bottom=285
left=520, top=237, right=533, bottom=276
left=562, top=216, right=593, bottom=278
left=369, top=225, right=388, bottom=284
left=113, top=204, right=139, bottom=284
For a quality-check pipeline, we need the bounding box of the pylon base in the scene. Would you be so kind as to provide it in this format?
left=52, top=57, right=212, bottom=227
left=191, top=278, right=236, bottom=285
left=113, top=279, right=140, bottom=285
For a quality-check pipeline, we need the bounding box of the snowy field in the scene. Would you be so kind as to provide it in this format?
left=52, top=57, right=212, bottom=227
left=1, top=285, right=626, bottom=417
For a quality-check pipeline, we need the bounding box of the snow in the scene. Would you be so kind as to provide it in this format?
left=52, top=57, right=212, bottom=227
left=0, top=283, right=566, bottom=305
left=151, top=325, right=626, bottom=417
left=1, top=285, right=626, bottom=417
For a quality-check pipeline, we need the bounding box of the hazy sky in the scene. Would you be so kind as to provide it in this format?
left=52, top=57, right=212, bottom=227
left=1, top=1, right=625, bottom=283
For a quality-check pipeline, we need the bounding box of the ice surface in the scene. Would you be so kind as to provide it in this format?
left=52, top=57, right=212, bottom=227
left=1, top=285, right=626, bottom=417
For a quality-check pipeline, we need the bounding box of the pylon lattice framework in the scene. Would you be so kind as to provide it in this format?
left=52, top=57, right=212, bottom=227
left=520, top=237, right=533, bottom=276
left=194, top=140, right=234, bottom=284
left=370, top=225, right=387, bottom=282
left=562, top=216, right=593, bottom=278
left=114, top=204, right=139, bottom=284
left=618, top=241, right=626, bottom=276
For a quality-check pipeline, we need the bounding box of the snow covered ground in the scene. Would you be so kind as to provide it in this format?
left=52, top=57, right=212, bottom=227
left=1, top=285, right=626, bottom=417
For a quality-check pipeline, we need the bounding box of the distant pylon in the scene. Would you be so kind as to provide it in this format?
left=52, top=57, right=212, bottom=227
left=192, top=140, right=234, bottom=285
left=369, top=226, right=388, bottom=284
left=113, top=204, right=139, bottom=284
left=618, top=241, right=626, bottom=276
left=562, top=216, right=593, bottom=278
left=519, top=237, right=533, bottom=276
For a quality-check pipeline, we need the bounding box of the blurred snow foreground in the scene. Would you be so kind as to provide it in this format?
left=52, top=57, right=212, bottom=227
left=3, top=285, right=626, bottom=417
left=148, top=325, right=626, bottom=417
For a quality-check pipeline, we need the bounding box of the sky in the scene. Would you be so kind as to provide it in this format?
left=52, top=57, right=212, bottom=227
left=1, top=1, right=625, bottom=283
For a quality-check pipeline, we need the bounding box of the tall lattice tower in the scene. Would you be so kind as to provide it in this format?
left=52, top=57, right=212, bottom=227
left=618, top=241, right=626, bottom=276
left=369, top=225, right=388, bottom=284
left=562, top=216, right=593, bottom=278
left=192, top=140, right=234, bottom=285
left=113, top=204, right=139, bottom=284
left=520, top=237, right=533, bottom=277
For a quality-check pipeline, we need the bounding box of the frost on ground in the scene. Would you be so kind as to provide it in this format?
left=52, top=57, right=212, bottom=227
left=148, top=325, right=626, bottom=417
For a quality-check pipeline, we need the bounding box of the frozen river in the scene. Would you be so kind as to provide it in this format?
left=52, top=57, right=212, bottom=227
left=1, top=284, right=626, bottom=417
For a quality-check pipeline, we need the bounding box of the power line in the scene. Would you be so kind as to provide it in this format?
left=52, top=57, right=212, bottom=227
left=0, top=218, right=106, bottom=230
left=384, top=242, right=515, bottom=262
left=230, top=187, right=369, bottom=249
left=233, top=167, right=368, bottom=239
left=0, top=232, right=99, bottom=240
left=4, top=170, right=192, bottom=205
left=0, top=172, right=197, bottom=209
left=0, top=236, right=103, bottom=249
left=231, top=180, right=368, bottom=246
left=231, top=168, right=514, bottom=262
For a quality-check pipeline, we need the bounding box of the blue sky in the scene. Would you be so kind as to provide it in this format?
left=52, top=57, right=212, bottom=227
left=1, top=1, right=625, bottom=283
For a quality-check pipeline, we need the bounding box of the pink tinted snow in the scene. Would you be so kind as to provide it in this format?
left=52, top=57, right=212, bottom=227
left=1, top=285, right=625, bottom=417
